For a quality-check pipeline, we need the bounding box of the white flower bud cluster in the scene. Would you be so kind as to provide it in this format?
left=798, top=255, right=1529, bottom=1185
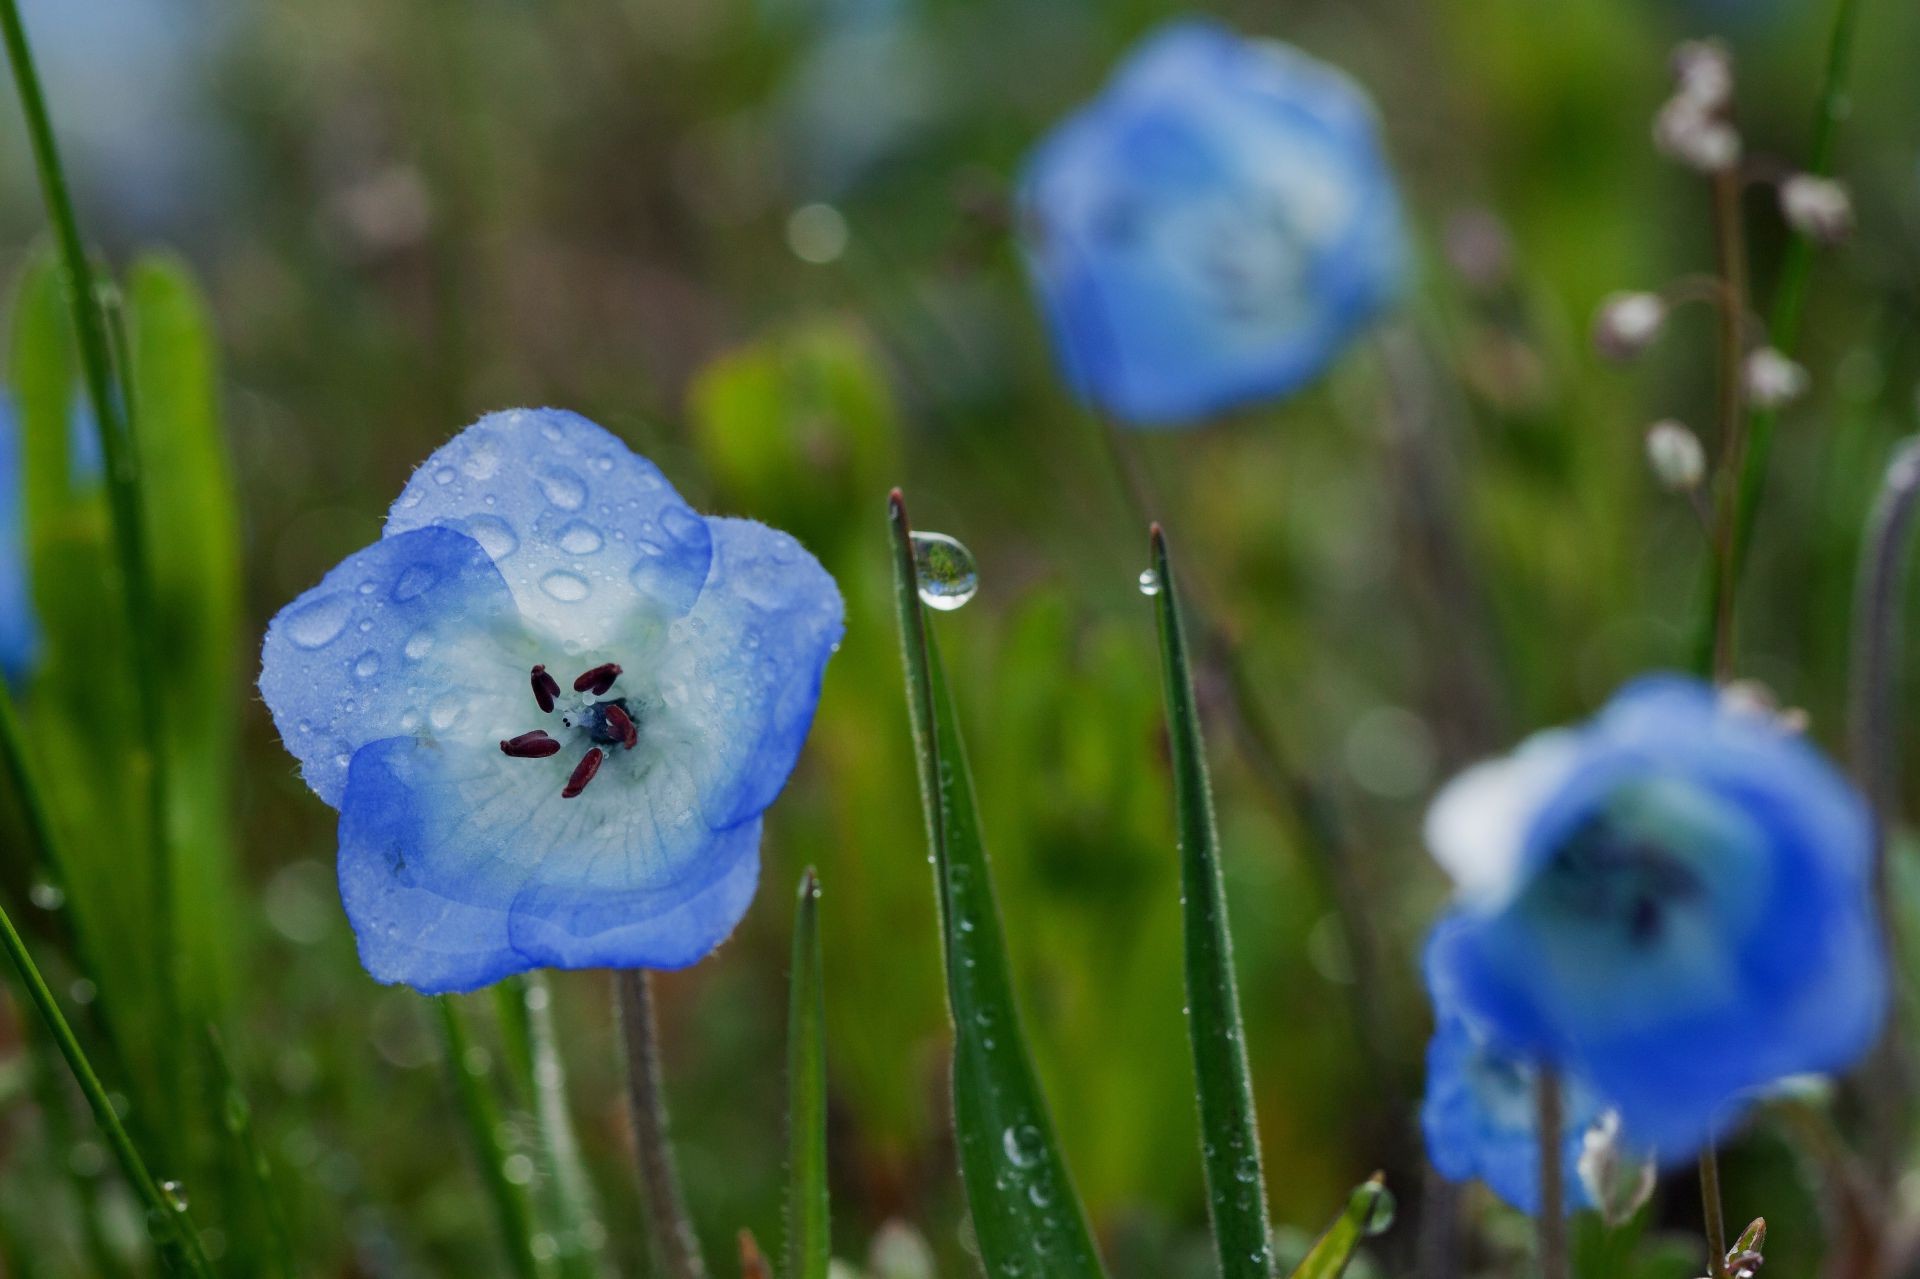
left=1577, top=1111, right=1657, bottom=1228
left=1743, top=347, right=1810, bottom=409
left=1779, top=174, right=1854, bottom=244
left=1653, top=41, right=1741, bottom=174
left=1593, top=291, right=1667, bottom=362
left=1644, top=421, right=1706, bottom=492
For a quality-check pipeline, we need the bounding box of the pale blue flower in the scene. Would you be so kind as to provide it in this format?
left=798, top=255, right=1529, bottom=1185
left=1424, top=676, right=1886, bottom=1161
left=260, top=409, right=844, bottom=993
left=1017, top=19, right=1406, bottom=427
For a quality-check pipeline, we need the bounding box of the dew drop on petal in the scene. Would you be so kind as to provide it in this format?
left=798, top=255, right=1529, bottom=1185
left=429, top=695, right=464, bottom=731
left=1137, top=568, right=1162, bottom=596
left=660, top=506, right=705, bottom=545
left=540, top=570, right=591, bottom=602
left=557, top=520, right=605, bottom=555
left=538, top=467, right=587, bottom=511
left=403, top=630, right=434, bottom=661
left=282, top=593, right=354, bottom=649
left=392, top=566, right=438, bottom=602
left=432, top=466, right=456, bottom=485
left=465, top=515, right=519, bottom=560
left=910, top=531, right=978, bottom=611
left=353, top=651, right=381, bottom=680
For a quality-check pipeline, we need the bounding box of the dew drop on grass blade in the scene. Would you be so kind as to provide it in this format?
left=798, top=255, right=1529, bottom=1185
left=1147, top=525, right=1274, bottom=1278
left=1289, top=1176, right=1392, bottom=1279
left=887, top=490, right=1106, bottom=1279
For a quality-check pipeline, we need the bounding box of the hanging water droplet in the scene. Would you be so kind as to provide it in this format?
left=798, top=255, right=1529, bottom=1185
left=1137, top=568, right=1162, bottom=596
left=28, top=881, right=64, bottom=910
left=159, top=1179, right=190, bottom=1212
left=1001, top=1124, right=1042, bottom=1169
left=1356, top=1178, right=1396, bottom=1235
left=911, top=531, right=978, bottom=611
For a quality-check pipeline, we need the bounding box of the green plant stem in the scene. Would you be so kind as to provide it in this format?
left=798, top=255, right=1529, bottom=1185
left=1700, top=1148, right=1730, bottom=1279
left=0, top=0, right=179, bottom=1110
left=615, top=970, right=708, bottom=1279
left=1535, top=1069, right=1567, bottom=1279
left=433, top=997, right=543, bottom=1279
left=785, top=870, right=830, bottom=1279
left=1729, top=0, right=1868, bottom=574
left=1703, top=165, right=1751, bottom=683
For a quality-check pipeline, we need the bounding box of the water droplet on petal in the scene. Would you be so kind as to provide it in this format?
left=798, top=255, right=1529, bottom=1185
left=911, top=531, right=977, bottom=611
left=466, top=515, right=518, bottom=560
left=392, top=566, right=438, bottom=602
left=540, top=571, right=591, bottom=602
left=660, top=506, right=705, bottom=545
left=1137, top=568, right=1162, bottom=596
left=159, top=1180, right=190, bottom=1212
left=403, top=630, right=434, bottom=661
left=353, top=651, right=381, bottom=680
left=557, top=520, right=605, bottom=555
left=432, top=466, right=455, bottom=485
left=429, top=695, right=463, bottom=731
left=282, top=593, right=353, bottom=649
left=538, top=467, right=587, bottom=511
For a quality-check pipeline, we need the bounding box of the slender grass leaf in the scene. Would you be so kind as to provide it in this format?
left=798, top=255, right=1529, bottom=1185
left=786, top=869, right=830, bottom=1279
left=433, top=997, right=544, bottom=1279
left=519, top=974, right=611, bottom=1279
left=204, top=1026, right=296, bottom=1279
left=1147, top=526, right=1273, bottom=1278
left=887, top=490, right=1106, bottom=1279
left=1288, top=1177, right=1391, bottom=1279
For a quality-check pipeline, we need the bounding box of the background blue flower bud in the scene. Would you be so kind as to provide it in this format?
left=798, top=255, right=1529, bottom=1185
left=259, top=409, right=845, bottom=994
left=1423, top=675, right=1887, bottom=1162
left=0, top=398, right=34, bottom=685
left=1017, top=19, right=1407, bottom=428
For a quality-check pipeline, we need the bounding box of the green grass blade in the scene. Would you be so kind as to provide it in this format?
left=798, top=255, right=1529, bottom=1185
left=887, top=490, right=1106, bottom=1279
left=433, top=997, right=544, bottom=1279
left=785, top=869, right=830, bottom=1279
left=204, top=1027, right=297, bottom=1279
left=520, top=975, right=611, bottom=1279
left=1288, top=1177, right=1392, bottom=1279
left=1148, top=526, right=1273, bottom=1278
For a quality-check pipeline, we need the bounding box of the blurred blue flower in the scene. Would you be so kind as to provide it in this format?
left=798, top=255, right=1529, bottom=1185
left=1421, top=977, right=1601, bottom=1217
left=259, top=409, right=845, bottom=994
left=1424, top=675, right=1886, bottom=1161
left=0, top=399, right=35, bottom=685
left=1017, top=19, right=1407, bottom=427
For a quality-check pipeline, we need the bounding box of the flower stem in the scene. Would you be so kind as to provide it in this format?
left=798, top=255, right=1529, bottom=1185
left=1700, top=1148, right=1730, bottom=1279
left=433, top=997, right=543, bottom=1279
left=1534, top=1068, right=1567, bottom=1279
left=0, top=0, right=179, bottom=1115
left=1703, top=164, right=1751, bottom=684
left=615, top=970, right=708, bottom=1279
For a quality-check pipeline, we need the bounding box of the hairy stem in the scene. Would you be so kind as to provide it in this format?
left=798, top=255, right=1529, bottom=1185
left=616, top=970, right=707, bottom=1279
left=1535, top=1069, right=1567, bottom=1279
left=1701, top=1148, right=1730, bottom=1279
left=1704, top=165, right=1751, bottom=683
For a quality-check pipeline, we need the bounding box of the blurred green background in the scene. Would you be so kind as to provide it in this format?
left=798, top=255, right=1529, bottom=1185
left=3, top=0, right=1920, bottom=1274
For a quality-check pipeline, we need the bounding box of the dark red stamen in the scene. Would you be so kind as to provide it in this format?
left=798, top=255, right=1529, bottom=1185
left=531, top=665, right=561, bottom=713
left=573, top=662, right=622, bottom=695
left=500, top=730, right=561, bottom=759
left=561, top=748, right=604, bottom=799
left=605, top=703, right=638, bottom=750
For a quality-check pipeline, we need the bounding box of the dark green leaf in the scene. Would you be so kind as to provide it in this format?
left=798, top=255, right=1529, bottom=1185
left=786, top=869, right=830, bottom=1279
left=887, top=491, right=1105, bottom=1279
left=1148, top=526, right=1273, bottom=1278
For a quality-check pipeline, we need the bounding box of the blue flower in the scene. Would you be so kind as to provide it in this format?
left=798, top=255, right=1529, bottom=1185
left=259, top=409, right=845, bottom=994
left=1421, top=970, right=1603, bottom=1217
left=1017, top=19, right=1407, bottom=428
left=1423, top=675, right=1886, bottom=1161
left=0, top=398, right=35, bottom=685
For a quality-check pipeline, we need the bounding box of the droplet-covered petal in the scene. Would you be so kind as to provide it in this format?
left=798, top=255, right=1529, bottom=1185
left=336, top=736, right=762, bottom=992
left=385, top=408, right=715, bottom=645
left=260, top=527, right=531, bottom=807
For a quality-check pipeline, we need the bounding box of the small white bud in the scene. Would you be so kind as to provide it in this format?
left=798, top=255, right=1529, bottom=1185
left=1743, top=347, right=1810, bottom=408
left=1654, top=97, right=1742, bottom=173
left=1671, top=40, right=1735, bottom=112
left=1578, top=1112, right=1657, bottom=1229
left=1645, top=420, right=1706, bottom=491
left=1779, top=174, right=1854, bottom=244
left=1594, top=291, right=1668, bottom=362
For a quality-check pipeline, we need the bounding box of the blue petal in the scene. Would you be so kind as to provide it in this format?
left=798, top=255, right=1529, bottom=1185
left=1018, top=19, right=1405, bottom=426
left=336, top=736, right=762, bottom=993
left=0, top=399, right=35, bottom=685
left=259, top=526, right=530, bottom=808
left=385, top=408, right=715, bottom=644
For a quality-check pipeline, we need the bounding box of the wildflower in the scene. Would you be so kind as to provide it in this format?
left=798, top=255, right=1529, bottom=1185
left=1423, top=676, right=1886, bottom=1161
left=1743, top=347, right=1809, bottom=409
left=0, top=399, right=34, bottom=684
left=1017, top=19, right=1406, bottom=427
left=259, top=409, right=845, bottom=993
left=1778, top=174, right=1854, bottom=244
left=1644, top=420, right=1706, bottom=492
left=1421, top=973, right=1603, bottom=1216
left=1653, top=42, right=1740, bottom=175
left=1592, top=292, right=1668, bottom=363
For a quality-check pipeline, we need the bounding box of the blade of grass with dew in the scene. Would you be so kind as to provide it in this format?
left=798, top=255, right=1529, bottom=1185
left=433, top=996, right=545, bottom=1279
left=1288, top=1176, right=1392, bottom=1279
left=519, top=974, right=611, bottom=1279
left=2, top=0, right=182, bottom=1129
left=20, top=1012, right=128, bottom=1278
left=205, top=1026, right=296, bottom=1279
left=786, top=869, right=830, bottom=1279
left=126, top=256, right=244, bottom=1019
left=1147, top=526, right=1273, bottom=1278
left=887, top=490, right=1106, bottom=1279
